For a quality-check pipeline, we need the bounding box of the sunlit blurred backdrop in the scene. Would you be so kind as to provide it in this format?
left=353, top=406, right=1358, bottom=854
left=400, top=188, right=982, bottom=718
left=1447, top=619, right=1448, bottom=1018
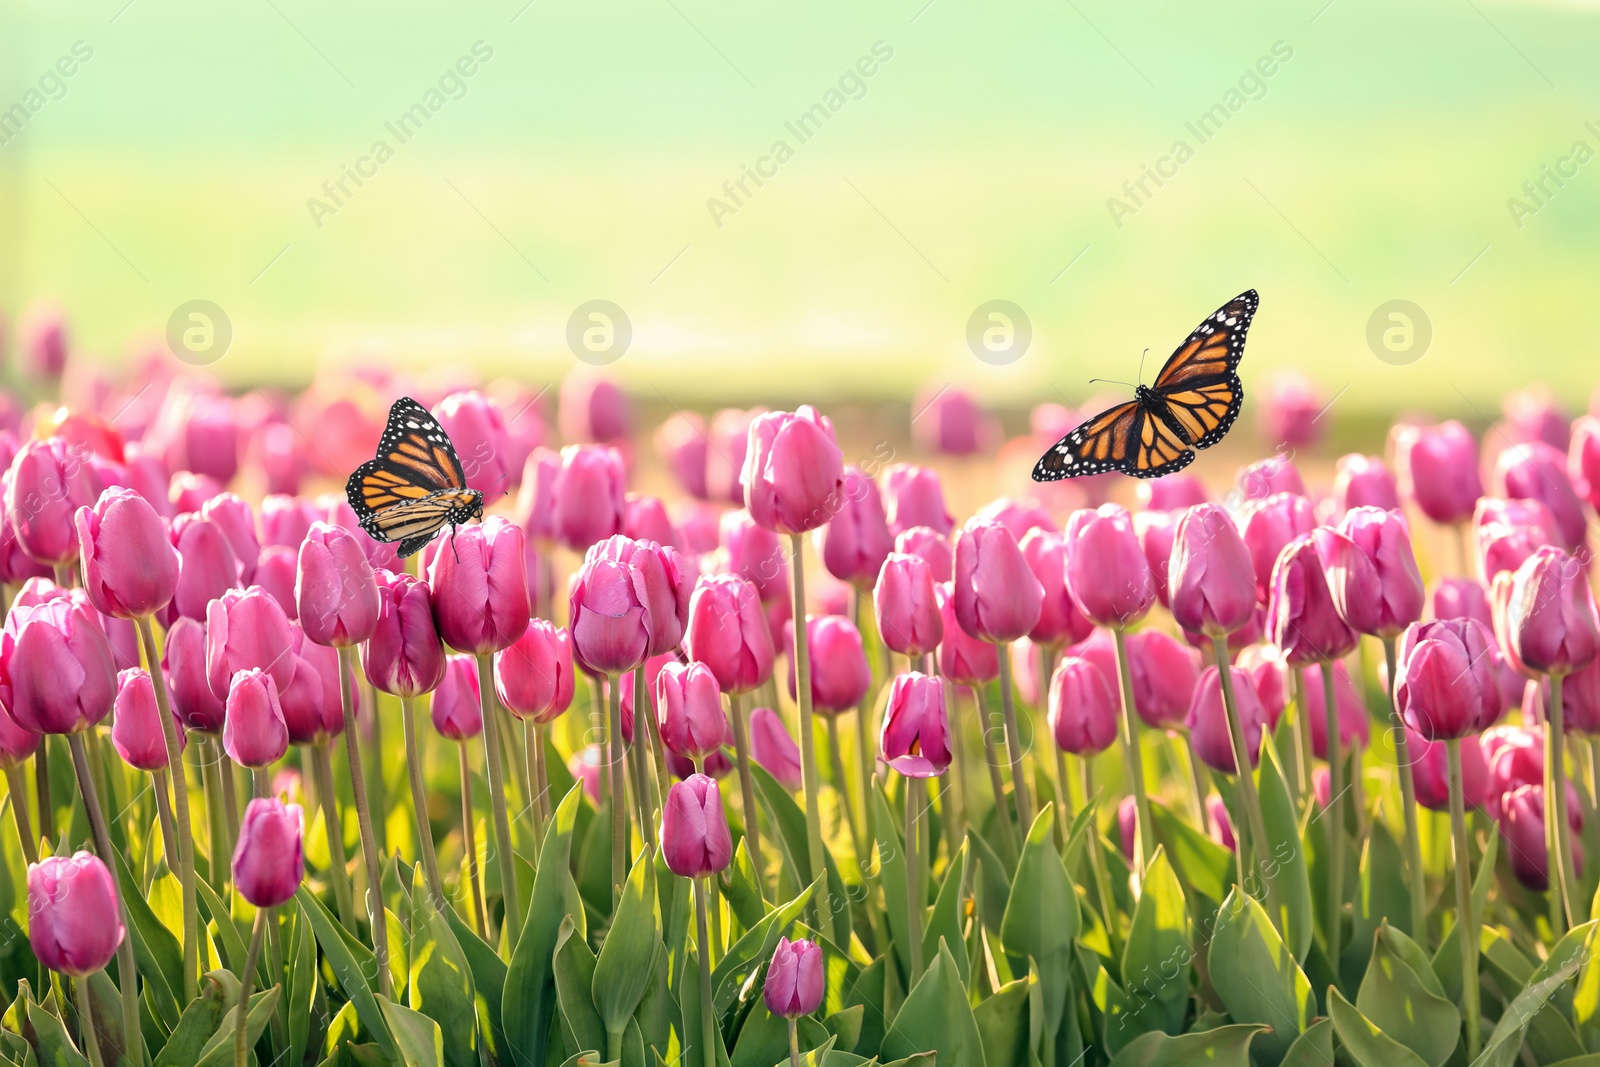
left=2, top=0, right=1599, bottom=466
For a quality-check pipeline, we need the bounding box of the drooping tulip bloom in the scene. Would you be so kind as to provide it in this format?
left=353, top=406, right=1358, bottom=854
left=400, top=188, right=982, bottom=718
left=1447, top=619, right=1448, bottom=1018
left=1409, top=728, right=1490, bottom=812
left=874, top=552, right=944, bottom=658
left=787, top=615, right=872, bottom=713
left=881, top=464, right=954, bottom=537
left=428, top=516, right=532, bottom=655
left=1394, top=617, right=1502, bottom=740
left=684, top=574, right=774, bottom=695
left=569, top=535, right=690, bottom=674
left=1134, top=510, right=1177, bottom=609
left=721, top=508, right=788, bottom=601
left=952, top=518, right=1044, bottom=644
left=1316, top=507, right=1425, bottom=639
left=1236, top=455, right=1306, bottom=501
left=1065, top=504, right=1155, bottom=627
left=295, top=522, right=380, bottom=648
left=1266, top=535, right=1360, bottom=666
left=1331, top=454, right=1401, bottom=515
left=111, top=668, right=184, bottom=770
left=879, top=672, right=951, bottom=777
left=896, top=526, right=951, bottom=582
left=551, top=445, right=627, bottom=552
left=742, top=407, right=846, bottom=536
left=8, top=598, right=116, bottom=735
left=1169, top=503, right=1258, bottom=637
left=1048, top=656, right=1117, bottom=754
left=27, top=852, right=124, bottom=975
left=205, top=587, right=297, bottom=700
left=660, top=773, right=734, bottom=877
left=362, top=571, right=445, bottom=697
left=1300, top=661, right=1371, bottom=755
left=278, top=633, right=344, bottom=744
left=232, top=798, right=304, bottom=908
left=819, top=467, right=893, bottom=587
left=431, top=655, right=483, bottom=739
left=1187, top=665, right=1268, bottom=774
left=748, top=706, right=802, bottom=789
left=1393, top=421, right=1482, bottom=525
left=494, top=619, right=574, bottom=723
left=1137, top=474, right=1208, bottom=512
left=1020, top=528, right=1092, bottom=647
left=1238, top=494, right=1315, bottom=604
left=223, top=668, right=289, bottom=769
left=936, top=582, right=999, bottom=686
left=6, top=437, right=100, bottom=566
left=764, top=937, right=825, bottom=1018
left=655, top=412, right=710, bottom=500
left=656, top=660, right=726, bottom=760
left=76, top=488, right=181, bottom=619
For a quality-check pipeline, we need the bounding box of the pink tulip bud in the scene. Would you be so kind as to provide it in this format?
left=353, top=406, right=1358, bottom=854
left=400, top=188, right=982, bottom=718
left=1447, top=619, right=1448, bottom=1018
left=721, top=509, right=788, bottom=601
left=362, top=571, right=445, bottom=698
left=655, top=412, right=710, bottom=500
left=976, top=498, right=1057, bottom=542
left=0, top=472, right=51, bottom=586
left=19, top=302, right=68, bottom=378
left=1477, top=521, right=1553, bottom=582
left=707, top=408, right=766, bottom=506
left=873, top=552, right=944, bottom=658
left=112, top=667, right=184, bottom=770
left=880, top=672, right=951, bottom=778
left=1187, top=665, right=1268, bottom=775
left=1561, top=653, right=1600, bottom=734
left=1299, top=660, right=1371, bottom=754
left=1408, top=728, right=1489, bottom=812
left=673, top=500, right=721, bottom=558
left=819, top=467, right=894, bottom=587
left=1316, top=507, right=1425, bottom=639
left=624, top=493, right=679, bottom=549
left=1237, top=644, right=1289, bottom=730
left=1331, top=454, right=1400, bottom=515
left=166, top=513, right=240, bottom=624
left=1426, top=577, right=1492, bottom=631
left=515, top=447, right=560, bottom=545
left=742, top=407, right=846, bottom=536
left=1133, top=510, right=1177, bottom=609
left=936, top=581, right=998, bottom=686
left=169, top=472, right=223, bottom=515
left=656, top=660, right=726, bottom=760
left=559, top=374, right=633, bottom=444
left=27, top=852, right=124, bottom=975
left=1117, top=796, right=1138, bottom=860
left=223, top=668, right=289, bottom=768
left=232, top=797, right=304, bottom=908
left=1019, top=529, right=1092, bottom=647
left=1048, top=656, right=1117, bottom=755
left=494, top=619, right=574, bottom=724
left=1393, top=421, right=1482, bottom=525
left=1208, top=796, right=1237, bottom=851
left=1258, top=369, right=1326, bottom=448
left=258, top=495, right=317, bottom=548
left=661, top=773, right=734, bottom=877
left=764, top=936, right=825, bottom=1018
left=1501, top=784, right=1584, bottom=891
left=0, top=691, right=41, bottom=765
left=1238, top=493, right=1315, bottom=605
left=684, top=574, right=774, bottom=695
left=431, top=655, right=483, bottom=740
left=782, top=613, right=872, bottom=715
left=1495, top=441, right=1588, bottom=553
left=76, top=488, right=181, bottom=619
left=201, top=493, right=260, bottom=584
left=1503, top=387, right=1570, bottom=449
left=278, top=630, right=345, bottom=744
left=1236, top=455, right=1306, bottom=501
left=433, top=392, right=513, bottom=504
left=569, top=535, right=690, bottom=675
left=7, top=597, right=116, bottom=735
left=6, top=437, right=100, bottom=566
left=881, top=464, right=954, bottom=538
left=1064, top=504, right=1154, bottom=628
left=1137, top=474, right=1208, bottom=512
left=160, top=615, right=222, bottom=732
left=1394, top=618, right=1501, bottom=741
left=1266, top=534, right=1360, bottom=667
left=913, top=386, right=991, bottom=456
left=296, top=522, right=380, bottom=648
left=895, top=526, right=951, bottom=582
left=748, top=706, right=802, bottom=789
left=952, top=518, right=1044, bottom=644
left=551, top=445, right=627, bottom=553
left=1126, top=630, right=1201, bottom=729
left=206, top=587, right=296, bottom=701
left=1492, top=545, right=1599, bottom=677
left=427, top=516, right=531, bottom=655
left=1570, top=416, right=1600, bottom=512
left=1168, top=503, right=1259, bottom=638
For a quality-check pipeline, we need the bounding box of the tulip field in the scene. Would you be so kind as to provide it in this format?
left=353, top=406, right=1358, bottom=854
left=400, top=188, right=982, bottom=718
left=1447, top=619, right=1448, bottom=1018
left=8, top=312, right=1600, bottom=1067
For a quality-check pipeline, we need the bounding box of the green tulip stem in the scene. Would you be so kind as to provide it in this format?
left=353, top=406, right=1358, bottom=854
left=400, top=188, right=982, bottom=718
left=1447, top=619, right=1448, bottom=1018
left=3, top=762, right=37, bottom=864
left=66, top=732, right=143, bottom=1066
left=474, top=652, right=521, bottom=949
left=1321, top=660, right=1344, bottom=967
left=364, top=681, right=388, bottom=855
left=34, top=745, right=53, bottom=842
left=852, top=585, right=885, bottom=846
left=996, top=645, right=1034, bottom=836
left=1382, top=635, right=1429, bottom=943
left=1548, top=671, right=1578, bottom=930
left=905, top=775, right=925, bottom=983
left=1112, top=627, right=1156, bottom=872
left=728, top=689, right=766, bottom=895
left=140, top=611, right=198, bottom=1002
left=1446, top=738, right=1480, bottom=1061
left=310, top=740, right=358, bottom=934
left=694, top=876, right=719, bottom=1067
left=74, top=974, right=105, bottom=1067
left=788, top=1017, right=801, bottom=1067
left=459, top=742, right=488, bottom=939
left=940, top=676, right=968, bottom=846
left=151, top=769, right=178, bottom=871
left=400, top=696, right=446, bottom=908
left=973, top=685, right=1018, bottom=864
left=525, top=720, right=548, bottom=850
left=1293, top=666, right=1313, bottom=808
left=1211, top=640, right=1270, bottom=896
left=607, top=672, right=627, bottom=910
left=217, top=739, right=241, bottom=868
left=233, top=906, right=267, bottom=1067
left=789, top=534, right=828, bottom=930
left=337, top=646, right=392, bottom=998
left=634, top=667, right=670, bottom=831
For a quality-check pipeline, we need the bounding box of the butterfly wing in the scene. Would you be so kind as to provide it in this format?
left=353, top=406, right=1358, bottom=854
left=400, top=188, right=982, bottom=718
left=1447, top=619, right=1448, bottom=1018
left=1131, top=408, right=1198, bottom=478
left=344, top=397, right=479, bottom=555
left=356, top=490, right=482, bottom=553
left=1033, top=401, right=1154, bottom=480
left=1150, top=289, right=1256, bottom=450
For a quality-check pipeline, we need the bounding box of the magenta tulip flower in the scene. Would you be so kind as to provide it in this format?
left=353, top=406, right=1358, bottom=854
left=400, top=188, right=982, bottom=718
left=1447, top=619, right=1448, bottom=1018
left=1187, top=665, right=1268, bottom=774
left=223, top=668, right=289, bottom=769
left=742, top=407, right=846, bottom=535
left=1570, top=416, right=1600, bottom=511
left=787, top=614, right=872, bottom=714
left=165, top=513, right=239, bottom=623
left=1065, top=504, right=1155, bottom=627
left=1501, top=784, right=1584, bottom=891
left=656, top=660, right=726, bottom=761
left=551, top=444, right=627, bottom=552
left=1316, top=506, right=1425, bottom=639
left=1134, top=510, right=1178, bottom=609
left=764, top=937, right=824, bottom=1018
left=27, top=852, right=124, bottom=975
left=362, top=571, right=445, bottom=698
left=1020, top=528, right=1092, bottom=647
left=163, top=616, right=225, bottom=732
left=232, top=798, right=305, bottom=908
left=1429, top=576, right=1494, bottom=629
left=879, top=672, right=951, bottom=778
left=1495, top=441, right=1588, bottom=553
left=748, top=706, right=802, bottom=790
left=558, top=374, right=633, bottom=444
left=112, top=668, right=184, bottom=770
left=953, top=518, right=1044, bottom=643
left=259, top=494, right=318, bottom=548
left=76, top=488, right=180, bottom=619
left=1492, top=546, right=1598, bottom=676
left=8, top=598, right=116, bottom=735
left=206, top=587, right=297, bottom=700
left=569, top=535, right=690, bottom=674
left=1137, top=474, right=1208, bottom=512
left=721, top=508, right=788, bottom=601
left=706, top=408, right=766, bottom=505
left=684, top=574, right=774, bottom=695
left=200, top=493, right=260, bottom=584
left=1393, top=421, right=1482, bottom=525
left=661, top=773, right=734, bottom=877
left=1237, top=645, right=1289, bottom=729
left=433, top=391, right=513, bottom=502
left=882, top=465, right=954, bottom=538
left=514, top=447, right=560, bottom=545
left=494, top=619, right=575, bottom=724
left=976, top=498, right=1057, bottom=541
left=1257, top=369, right=1325, bottom=448
left=819, top=467, right=894, bottom=587
left=1169, top=503, right=1258, bottom=637
left=431, top=655, right=483, bottom=739
left=936, top=581, right=999, bottom=686
left=624, top=493, right=679, bottom=549
left=1410, top=728, right=1490, bottom=812
left=1127, top=630, right=1201, bottom=729
left=1048, top=656, right=1117, bottom=755
left=655, top=412, right=710, bottom=500
left=874, top=552, right=944, bottom=658
left=896, top=526, right=952, bottom=582
left=1300, top=660, right=1371, bottom=755
left=0, top=696, right=40, bottom=768
left=6, top=437, right=100, bottom=566
left=1117, top=796, right=1138, bottom=861
left=1236, top=455, right=1306, bottom=501
left=253, top=545, right=298, bottom=620
left=1238, top=493, right=1315, bottom=604
left=1265, top=535, right=1360, bottom=666
left=278, top=633, right=344, bottom=744
left=1394, top=617, right=1502, bottom=741
left=295, top=522, right=380, bottom=648
left=1331, top=454, right=1401, bottom=515
left=428, top=516, right=531, bottom=655
left=912, top=386, right=990, bottom=455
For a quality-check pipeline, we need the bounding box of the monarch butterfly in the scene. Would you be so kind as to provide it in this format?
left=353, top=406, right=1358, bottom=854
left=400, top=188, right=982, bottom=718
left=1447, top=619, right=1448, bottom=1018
left=345, top=397, right=485, bottom=558
left=1032, top=289, right=1258, bottom=481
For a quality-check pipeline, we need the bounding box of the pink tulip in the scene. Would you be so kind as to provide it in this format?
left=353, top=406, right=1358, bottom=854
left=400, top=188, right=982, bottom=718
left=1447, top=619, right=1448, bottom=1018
left=1266, top=534, right=1360, bottom=666
left=1258, top=369, right=1326, bottom=448
left=819, top=467, right=894, bottom=587
left=258, top=495, right=317, bottom=548
left=1569, top=416, right=1600, bottom=512
left=165, top=513, right=239, bottom=624
left=1117, top=796, right=1138, bottom=860
left=619, top=653, right=673, bottom=735
left=1065, top=504, right=1154, bottom=627
left=1495, top=441, right=1587, bottom=552
left=0, top=695, right=40, bottom=766
left=162, top=616, right=224, bottom=732
left=278, top=631, right=344, bottom=744
left=1300, top=660, right=1371, bottom=755
left=1316, top=506, right=1425, bottom=639
left=976, top=498, right=1057, bottom=541
left=362, top=571, right=445, bottom=697
left=721, top=509, right=788, bottom=601
left=569, top=535, right=690, bottom=674
left=667, top=740, right=732, bottom=780
left=1133, top=510, right=1178, bottom=609
left=1236, top=455, right=1306, bottom=501
left=514, top=447, right=561, bottom=545
left=0, top=473, right=51, bottom=586
left=673, top=500, right=721, bottom=558
left=764, top=937, right=825, bottom=1018
left=494, top=619, right=574, bottom=724
left=1128, top=630, right=1201, bottom=729
left=706, top=408, right=766, bottom=506
left=568, top=746, right=604, bottom=800
left=742, top=407, right=846, bottom=536
left=1209, top=796, right=1237, bottom=851
left=1409, top=728, right=1489, bottom=812
left=431, top=655, right=483, bottom=740
left=655, top=412, right=710, bottom=500
left=881, top=464, right=954, bottom=538
left=19, top=302, right=68, bottom=379
left=1169, top=503, right=1258, bottom=637
left=1501, top=784, right=1584, bottom=891
left=1503, top=387, right=1570, bottom=450
left=913, top=386, right=990, bottom=455
left=895, top=526, right=952, bottom=582
left=232, top=798, right=304, bottom=908
left=558, top=374, right=633, bottom=444
left=656, top=660, right=726, bottom=760
left=1048, top=656, right=1117, bottom=754
left=1393, top=421, right=1482, bottom=525
left=1331, top=454, right=1400, bottom=515
left=1020, top=528, right=1092, bottom=647
left=684, top=574, right=774, bottom=695
left=111, top=668, right=184, bottom=770
left=660, top=773, right=734, bottom=877
left=428, top=516, right=531, bottom=655
left=206, top=587, right=296, bottom=700
left=624, top=493, right=679, bottom=550
left=1237, top=644, right=1289, bottom=729
left=1492, top=546, right=1598, bottom=676
left=433, top=392, right=513, bottom=503
left=295, top=522, right=380, bottom=648
left=1562, top=653, right=1600, bottom=734
left=1478, top=521, right=1553, bottom=582
left=551, top=445, right=626, bottom=552
left=7, top=597, right=116, bottom=735
left=787, top=614, right=872, bottom=714
left=7, top=437, right=100, bottom=566
left=1238, top=493, right=1315, bottom=604
left=936, top=581, right=999, bottom=686
left=1394, top=617, right=1501, bottom=741
left=1137, top=474, right=1208, bottom=512
left=1187, top=665, right=1268, bottom=774
left=748, top=706, right=802, bottom=789
left=223, top=668, right=289, bottom=768
left=874, top=552, right=944, bottom=658
left=879, top=672, right=951, bottom=777
left=27, top=852, right=124, bottom=975
left=953, top=518, right=1044, bottom=643
left=76, top=488, right=181, bottom=619
left=200, top=493, right=260, bottom=584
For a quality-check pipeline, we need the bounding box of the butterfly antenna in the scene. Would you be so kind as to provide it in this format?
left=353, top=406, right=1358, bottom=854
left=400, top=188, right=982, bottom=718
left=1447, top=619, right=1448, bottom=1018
left=1086, top=377, right=1135, bottom=388
left=1138, top=348, right=1149, bottom=385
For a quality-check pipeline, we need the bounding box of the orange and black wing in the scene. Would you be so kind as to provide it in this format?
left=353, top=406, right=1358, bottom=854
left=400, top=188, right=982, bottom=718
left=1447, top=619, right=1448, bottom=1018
left=1034, top=401, right=1159, bottom=480
left=1149, top=289, right=1255, bottom=450
left=345, top=397, right=474, bottom=550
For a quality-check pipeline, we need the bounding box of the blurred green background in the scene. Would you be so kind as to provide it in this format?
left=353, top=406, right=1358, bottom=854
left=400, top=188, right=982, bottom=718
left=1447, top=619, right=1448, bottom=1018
left=1, top=0, right=1598, bottom=415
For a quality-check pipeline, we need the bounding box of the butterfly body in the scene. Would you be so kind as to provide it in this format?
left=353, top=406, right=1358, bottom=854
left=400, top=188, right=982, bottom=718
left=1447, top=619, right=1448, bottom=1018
left=346, top=398, right=485, bottom=558
left=1033, top=290, right=1257, bottom=481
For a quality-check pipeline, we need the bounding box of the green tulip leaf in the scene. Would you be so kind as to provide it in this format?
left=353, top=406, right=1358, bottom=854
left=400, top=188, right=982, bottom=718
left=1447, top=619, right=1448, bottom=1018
left=298, top=885, right=399, bottom=1061
left=822, top=1005, right=863, bottom=1054
left=288, top=906, right=317, bottom=1067
left=406, top=869, right=480, bottom=1067
left=1278, top=1018, right=1334, bottom=1067
left=193, top=988, right=280, bottom=1067
left=712, top=875, right=819, bottom=1013
left=377, top=997, right=445, bottom=1067
left=504, top=783, right=582, bottom=1067
left=1149, top=800, right=1231, bottom=907
left=153, top=970, right=238, bottom=1067
left=972, top=977, right=1029, bottom=1067
left=443, top=906, right=507, bottom=1063
left=1515, top=920, right=1594, bottom=1065
left=109, top=843, right=184, bottom=1032
left=1329, top=987, right=1430, bottom=1067
left=1001, top=806, right=1079, bottom=961
left=21, top=981, right=91, bottom=1067
left=881, top=940, right=986, bottom=1066
left=1472, top=944, right=1586, bottom=1067
left=870, top=785, right=914, bottom=985
left=592, top=849, right=662, bottom=1038
left=1206, top=889, right=1315, bottom=1066
left=922, top=839, right=972, bottom=987
left=1120, top=846, right=1191, bottom=1040
left=554, top=916, right=606, bottom=1057
left=1356, top=923, right=1459, bottom=1067
left=1256, top=742, right=1312, bottom=963
left=1106, top=1022, right=1268, bottom=1067
left=1344, top=816, right=1412, bottom=986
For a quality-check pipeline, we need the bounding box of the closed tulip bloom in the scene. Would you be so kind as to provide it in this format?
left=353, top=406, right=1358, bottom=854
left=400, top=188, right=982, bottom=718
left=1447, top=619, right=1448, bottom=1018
left=1562, top=654, right=1600, bottom=734
left=881, top=464, right=954, bottom=538
left=0, top=698, right=40, bottom=766
left=1209, top=796, right=1237, bottom=851
left=1238, top=494, right=1316, bottom=604
left=667, top=739, right=732, bottom=780
left=1393, top=421, right=1482, bottom=525
left=7, top=437, right=100, bottom=566
left=656, top=660, right=726, bottom=760
left=431, top=655, right=483, bottom=740
left=1503, top=386, right=1570, bottom=449
left=936, top=581, right=999, bottom=686
left=27, top=852, right=124, bottom=976
left=874, top=552, right=944, bottom=658
left=1137, top=474, right=1208, bottom=512
left=721, top=508, right=788, bottom=601
left=660, top=773, right=734, bottom=877
left=913, top=386, right=990, bottom=455
left=551, top=444, right=627, bottom=552
left=743, top=406, right=846, bottom=536
left=619, top=654, right=672, bottom=734
left=295, top=522, right=380, bottom=648
left=1479, top=495, right=1563, bottom=542
left=673, top=500, right=721, bottom=558
left=428, top=516, right=531, bottom=655
left=1478, top=521, right=1553, bottom=582
left=1127, top=630, right=1201, bottom=729
left=1301, top=661, right=1371, bottom=756
left=1117, top=796, right=1138, bottom=861
left=1258, top=369, right=1326, bottom=448
left=569, top=535, right=690, bottom=674
left=1237, top=644, right=1290, bottom=730
left=1315, top=507, right=1425, bottom=639
left=1409, top=727, right=1490, bottom=812
left=1048, top=656, right=1117, bottom=755
left=232, top=798, right=304, bottom=908
left=684, top=574, right=774, bottom=695
left=167, top=513, right=240, bottom=624
left=434, top=392, right=513, bottom=502
left=624, top=493, right=679, bottom=549
left=494, top=619, right=574, bottom=724
left=747, top=706, right=802, bottom=789
left=1395, top=617, right=1502, bottom=741
left=1331, top=454, right=1401, bottom=515
left=361, top=571, right=445, bottom=698
left=162, top=616, right=224, bottom=732
left=1187, top=665, right=1268, bottom=774
left=788, top=615, right=872, bottom=713
left=976, top=498, right=1057, bottom=541
left=764, top=937, right=825, bottom=1018
left=819, top=467, right=894, bottom=587
left=1266, top=535, right=1360, bottom=666
left=1501, top=784, right=1584, bottom=891
left=206, top=587, right=297, bottom=700
left=1065, top=504, right=1155, bottom=627
left=655, top=412, right=710, bottom=500
left=8, top=598, right=116, bottom=735
left=250, top=546, right=297, bottom=622
left=1496, top=441, right=1588, bottom=552
left=515, top=447, right=561, bottom=545
left=895, top=526, right=952, bottom=582
left=1020, top=528, right=1092, bottom=647
left=77, top=488, right=181, bottom=619
left=112, top=668, right=184, bottom=770
left=256, top=495, right=311, bottom=548
left=0, top=474, right=51, bottom=586
left=559, top=374, right=633, bottom=444
left=1493, top=546, right=1599, bottom=676
left=1169, top=503, right=1258, bottom=637
left=706, top=408, right=766, bottom=506
left=200, top=493, right=260, bottom=584
left=223, top=668, right=289, bottom=768
left=879, top=672, right=951, bottom=778
left=1135, top=510, right=1178, bottom=609
left=1236, top=455, right=1307, bottom=501
left=953, top=518, right=1044, bottom=643
left=278, top=634, right=344, bottom=744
